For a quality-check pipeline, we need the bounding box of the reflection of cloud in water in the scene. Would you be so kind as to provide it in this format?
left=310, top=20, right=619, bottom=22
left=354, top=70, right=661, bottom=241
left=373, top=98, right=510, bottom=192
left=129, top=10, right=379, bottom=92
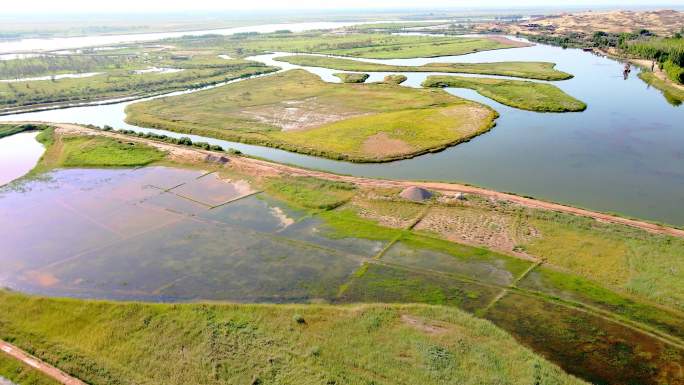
left=270, top=206, right=294, bottom=229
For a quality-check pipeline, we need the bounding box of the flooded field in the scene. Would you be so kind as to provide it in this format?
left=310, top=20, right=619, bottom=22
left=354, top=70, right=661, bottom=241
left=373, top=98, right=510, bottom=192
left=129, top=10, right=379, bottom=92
left=0, top=165, right=681, bottom=384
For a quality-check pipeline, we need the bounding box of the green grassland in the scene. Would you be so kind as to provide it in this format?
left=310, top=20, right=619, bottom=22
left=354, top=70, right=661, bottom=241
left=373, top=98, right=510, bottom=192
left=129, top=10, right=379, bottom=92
left=333, top=72, right=369, bottom=83
left=33, top=131, right=166, bottom=173
left=639, top=71, right=684, bottom=105
left=170, top=32, right=521, bottom=59
left=1, top=351, right=61, bottom=385
left=423, top=75, right=587, bottom=112
left=0, top=291, right=586, bottom=385
left=0, top=62, right=275, bottom=110
left=277, top=55, right=574, bottom=80
left=126, top=69, right=498, bottom=162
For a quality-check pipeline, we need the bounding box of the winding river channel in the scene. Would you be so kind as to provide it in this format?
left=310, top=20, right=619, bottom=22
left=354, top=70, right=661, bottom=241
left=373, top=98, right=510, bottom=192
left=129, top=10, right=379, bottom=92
left=1, top=29, right=683, bottom=225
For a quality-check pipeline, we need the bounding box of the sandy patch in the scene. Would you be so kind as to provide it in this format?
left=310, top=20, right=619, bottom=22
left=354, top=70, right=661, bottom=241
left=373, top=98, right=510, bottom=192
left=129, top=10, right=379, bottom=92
left=401, top=314, right=449, bottom=335
left=23, top=271, right=59, bottom=287
left=361, top=133, right=412, bottom=157
left=487, top=35, right=531, bottom=48
left=240, top=98, right=366, bottom=131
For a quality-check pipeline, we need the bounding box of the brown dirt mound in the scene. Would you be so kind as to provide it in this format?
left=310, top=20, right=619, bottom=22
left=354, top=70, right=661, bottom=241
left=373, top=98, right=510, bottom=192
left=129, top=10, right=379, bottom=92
left=399, top=186, right=432, bottom=201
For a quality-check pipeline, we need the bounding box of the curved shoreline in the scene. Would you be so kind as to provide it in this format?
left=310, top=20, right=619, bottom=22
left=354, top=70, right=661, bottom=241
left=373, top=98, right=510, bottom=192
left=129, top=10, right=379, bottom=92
left=24, top=121, right=684, bottom=239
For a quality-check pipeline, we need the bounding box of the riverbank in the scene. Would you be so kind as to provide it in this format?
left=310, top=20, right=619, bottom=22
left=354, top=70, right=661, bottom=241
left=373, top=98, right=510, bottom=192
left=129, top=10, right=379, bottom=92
left=23, top=121, right=684, bottom=239
left=124, top=69, right=499, bottom=163
left=595, top=48, right=684, bottom=102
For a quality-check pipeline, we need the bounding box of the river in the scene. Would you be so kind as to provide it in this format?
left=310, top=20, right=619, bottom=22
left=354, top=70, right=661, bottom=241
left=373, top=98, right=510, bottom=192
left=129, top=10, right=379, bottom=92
left=1, top=31, right=683, bottom=225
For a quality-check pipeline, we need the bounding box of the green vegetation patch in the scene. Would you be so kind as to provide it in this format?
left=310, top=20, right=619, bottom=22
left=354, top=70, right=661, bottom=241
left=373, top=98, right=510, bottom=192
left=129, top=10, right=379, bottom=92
left=338, top=263, right=499, bottom=313
left=388, top=233, right=533, bottom=284
left=0, top=351, right=61, bottom=385
left=333, top=72, right=369, bottom=83
left=519, top=210, right=684, bottom=310
left=0, top=290, right=586, bottom=385
left=172, top=32, right=521, bottom=59
left=37, top=135, right=166, bottom=170
left=0, top=123, right=50, bottom=139
left=639, top=71, right=684, bottom=105
left=262, top=176, right=356, bottom=211
left=277, top=55, right=574, bottom=80
left=485, top=292, right=683, bottom=385
left=519, top=265, right=684, bottom=341
left=0, top=61, right=275, bottom=110
left=126, top=69, right=498, bottom=162
left=382, top=74, right=408, bottom=84
left=423, top=75, right=587, bottom=112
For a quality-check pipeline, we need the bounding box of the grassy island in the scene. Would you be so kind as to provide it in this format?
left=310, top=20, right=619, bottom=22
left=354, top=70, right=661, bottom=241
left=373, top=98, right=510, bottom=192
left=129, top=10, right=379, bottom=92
left=423, top=75, right=587, bottom=112
left=333, top=72, right=369, bottom=83
left=125, top=69, right=498, bottom=162
left=276, top=55, right=574, bottom=81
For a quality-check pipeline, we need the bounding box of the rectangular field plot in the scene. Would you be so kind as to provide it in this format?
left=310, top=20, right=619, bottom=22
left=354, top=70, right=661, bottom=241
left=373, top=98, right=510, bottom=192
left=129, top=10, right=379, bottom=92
left=169, top=173, right=255, bottom=207
left=279, top=216, right=391, bottom=258
left=382, top=235, right=532, bottom=286
left=485, top=293, right=684, bottom=385
left=41, top=219, right=363, bottom=302
left=139, top=191, right=210, bottom=215
left=133, top=166, right=207, bottom=190
left=198, top=195, right=307, bottom=233
left=518, top=265, right=684, bottom=341
left=338, top=263, right=500, bottom=313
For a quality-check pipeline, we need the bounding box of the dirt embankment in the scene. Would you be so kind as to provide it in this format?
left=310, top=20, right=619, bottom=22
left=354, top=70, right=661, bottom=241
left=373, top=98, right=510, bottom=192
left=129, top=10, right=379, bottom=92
left=21, top=122, right=684, bottom=239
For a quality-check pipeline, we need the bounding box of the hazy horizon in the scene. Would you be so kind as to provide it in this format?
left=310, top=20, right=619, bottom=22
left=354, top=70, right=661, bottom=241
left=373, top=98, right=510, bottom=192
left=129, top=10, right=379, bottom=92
left=3, top=0, right=684, bottom=14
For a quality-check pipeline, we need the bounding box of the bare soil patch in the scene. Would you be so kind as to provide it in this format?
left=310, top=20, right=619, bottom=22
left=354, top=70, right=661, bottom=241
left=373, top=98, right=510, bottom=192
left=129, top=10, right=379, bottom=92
left=400, top=314, right=450, bottom=335
left=239, top=98, right=367, bottom=132
left=361, top=133, right=412, bottom=157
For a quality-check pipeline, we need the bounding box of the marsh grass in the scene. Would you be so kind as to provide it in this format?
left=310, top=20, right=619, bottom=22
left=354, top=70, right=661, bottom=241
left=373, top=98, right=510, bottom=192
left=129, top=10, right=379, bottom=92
left=423, top=75, right=587, bottom=112
left=278, top=55, right=574, bottom=80
left=639, top=71, right=684, bottom=105
left=0, top=291, right=586, bottom=385
left=126, top=70, right=498, bottom=162
left=34, top=134, right=166, bottom=171
left=332, top=72, right=369, bottom=83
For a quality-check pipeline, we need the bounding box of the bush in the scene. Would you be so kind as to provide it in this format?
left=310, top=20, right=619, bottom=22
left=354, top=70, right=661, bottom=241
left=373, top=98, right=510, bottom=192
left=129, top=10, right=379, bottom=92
left=293, top=314, right=306, bottom=324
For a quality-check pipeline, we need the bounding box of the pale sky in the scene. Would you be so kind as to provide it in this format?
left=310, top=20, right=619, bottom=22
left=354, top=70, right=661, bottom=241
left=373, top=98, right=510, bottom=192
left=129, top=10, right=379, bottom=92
left=3, top=0, right=682, bottom=13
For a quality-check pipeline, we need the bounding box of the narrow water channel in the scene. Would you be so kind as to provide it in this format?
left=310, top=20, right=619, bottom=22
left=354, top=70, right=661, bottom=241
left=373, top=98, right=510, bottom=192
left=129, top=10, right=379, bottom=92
left=2, top=38, right=683, bottom=225
left=0, top=131, right=44, bottom=186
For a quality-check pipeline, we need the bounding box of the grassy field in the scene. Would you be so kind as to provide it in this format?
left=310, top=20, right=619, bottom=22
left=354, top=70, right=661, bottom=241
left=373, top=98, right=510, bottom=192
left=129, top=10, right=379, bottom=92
left=33, top=131, right=166, bottom=173
left=277, top=55, right=574, bottom=80
left=333, top=72, right=369, bottom=83
left=0, top=63, right=275, bottom=111
left=0, top=291, right=586, bottom=385
left=0, top=351, right=61, bottom=385
left=171, top=32, right=522, bottom=59
left=423, top=75, right=587, bottom=112
left=639, top=71, right=684, bottom=105
left=126, top=69, right=498, bottom=162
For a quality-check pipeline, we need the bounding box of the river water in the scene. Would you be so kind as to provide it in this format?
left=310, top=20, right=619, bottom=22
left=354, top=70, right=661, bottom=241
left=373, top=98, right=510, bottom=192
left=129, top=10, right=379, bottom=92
left=1, top=33, right=683, bottom=225
left=0, top=131, right=44, bottom=186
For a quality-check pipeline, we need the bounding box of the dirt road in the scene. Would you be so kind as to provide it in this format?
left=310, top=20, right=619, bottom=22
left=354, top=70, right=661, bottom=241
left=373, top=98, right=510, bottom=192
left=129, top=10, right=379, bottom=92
left=17, top=121, right=684, bottom=239
left=0, top=340, right=86, bottom=385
